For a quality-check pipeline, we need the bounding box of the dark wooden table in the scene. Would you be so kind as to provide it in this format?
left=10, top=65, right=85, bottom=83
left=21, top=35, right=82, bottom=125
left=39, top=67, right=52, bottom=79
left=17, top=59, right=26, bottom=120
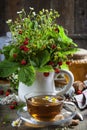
left=0, top=101, right=87, bottom=130
left=0, top=80, right=87, bottom=130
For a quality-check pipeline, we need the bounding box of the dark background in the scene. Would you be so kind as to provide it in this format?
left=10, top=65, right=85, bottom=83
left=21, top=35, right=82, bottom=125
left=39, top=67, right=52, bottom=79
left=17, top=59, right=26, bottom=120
left=0, top=0, right=87, bottom=49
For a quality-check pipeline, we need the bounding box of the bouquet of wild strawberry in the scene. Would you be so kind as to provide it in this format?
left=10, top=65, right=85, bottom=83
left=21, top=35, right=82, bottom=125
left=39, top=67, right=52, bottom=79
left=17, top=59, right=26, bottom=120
left=0, top=7, right=77, bottom=87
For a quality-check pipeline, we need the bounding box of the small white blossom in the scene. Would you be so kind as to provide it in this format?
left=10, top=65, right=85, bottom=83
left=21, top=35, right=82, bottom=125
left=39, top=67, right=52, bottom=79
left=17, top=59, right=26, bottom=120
left=16, top=25, right=21, bottom=29
left=50, top=9, right=53, bottom=11
left=15, top=74, right=18, bottom=78
left=11, top=118, right=22, bottom=127
left=32, top=12, right=36, bottom=16
left=6, top=19, right=12, bottom=24
left=22, top=18, right=25, bottom=21
left=29, top=7, right=34, bottom=10
left=12, top=73, right=18, bottom=80
left=38, top=25, right=41, bottom=28
left=45, top=9, right=48, bottom=12
left=42, top=9, right=45, bottom=12
left=17, top=11, right=23, bottom=14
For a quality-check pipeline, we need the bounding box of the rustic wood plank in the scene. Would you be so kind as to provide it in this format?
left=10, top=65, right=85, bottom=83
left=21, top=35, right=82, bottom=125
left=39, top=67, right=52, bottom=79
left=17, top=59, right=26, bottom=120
left=69, top=34, right=87, bottom=49
left=0, top=102, right=87, bottom=130
left=4, top=0, right=24, bottom=33
left=69, top=34, right=87, bottom=40
left=50, top=0, right=75, bottom=34
left=24, top=0, right=50, bottom=13
left=0, top=0, right=5, bottom=36
left=74, top=0, right=87, bottom=34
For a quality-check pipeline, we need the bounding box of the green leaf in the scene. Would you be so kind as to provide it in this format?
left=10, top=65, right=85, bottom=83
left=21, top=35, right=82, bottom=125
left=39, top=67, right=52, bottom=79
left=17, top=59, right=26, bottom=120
left=30, top=50, right=50, bottom=68
left=15, top=102, right=25, bottom=110
left=60, top=63, right=69, bottom=70
left=30, top=58, right=40, bottom=67
left=37, top=65, right=54, bottom=72
left=9, top=48, right=17, bottom=57
left=18, top=65, right=36, bottom=86
left=38, top=50, right=50, bottom=67
left=58, top=26, right=73, bottom=43
left=0, top=60, right=18, bottom=77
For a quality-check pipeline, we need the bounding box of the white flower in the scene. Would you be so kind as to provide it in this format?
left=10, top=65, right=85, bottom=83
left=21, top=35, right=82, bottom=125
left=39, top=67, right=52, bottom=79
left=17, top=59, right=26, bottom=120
left=11, top=118, right=22, bottom=127
left=29, top=7, right=34, bottom=10
left=45, top=9, right=48, bottom=12
left=13, top=74, right=18, bottom=79
left=50, top=9, right=53, bottom=11
left=32, top=12, right=36, bottom=16
left=17, top=11, right=23, bottom=14
left=38, top=25, right=41, bottom=28
left=42, top=9, right=45, bottom=12
left=6, top=19, right=12, bottom=24
left=16, top=25, right=21, bottom=29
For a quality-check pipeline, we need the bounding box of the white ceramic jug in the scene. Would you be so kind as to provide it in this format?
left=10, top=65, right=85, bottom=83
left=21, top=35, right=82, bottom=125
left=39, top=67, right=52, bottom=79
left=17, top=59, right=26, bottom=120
left=18, top=69, right=74, bottom=102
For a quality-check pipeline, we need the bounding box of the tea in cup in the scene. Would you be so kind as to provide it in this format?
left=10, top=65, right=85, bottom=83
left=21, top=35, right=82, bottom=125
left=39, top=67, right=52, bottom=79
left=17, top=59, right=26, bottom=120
left=25, top=92, right=64, bottom=121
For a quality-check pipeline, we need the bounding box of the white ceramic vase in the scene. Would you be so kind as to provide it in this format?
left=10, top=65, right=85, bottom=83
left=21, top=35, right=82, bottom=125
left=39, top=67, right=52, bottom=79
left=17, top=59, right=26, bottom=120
left=18, top=69, right=74, bottom=102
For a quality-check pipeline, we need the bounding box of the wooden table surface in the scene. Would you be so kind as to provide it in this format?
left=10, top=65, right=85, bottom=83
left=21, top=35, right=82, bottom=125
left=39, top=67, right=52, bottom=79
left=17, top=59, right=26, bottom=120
left=0, top=80, right=87, bottom=130
left=0, top=102, right=87, bottom=130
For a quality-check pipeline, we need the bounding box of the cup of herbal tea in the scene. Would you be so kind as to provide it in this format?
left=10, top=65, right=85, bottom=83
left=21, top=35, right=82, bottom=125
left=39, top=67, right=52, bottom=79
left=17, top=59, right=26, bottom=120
left=24, top=92, right=64, bottom=121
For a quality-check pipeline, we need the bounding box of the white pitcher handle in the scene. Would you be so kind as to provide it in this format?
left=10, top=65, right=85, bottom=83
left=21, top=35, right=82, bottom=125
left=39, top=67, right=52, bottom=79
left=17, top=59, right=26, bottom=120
left=55, top=69, right=74, bottom=95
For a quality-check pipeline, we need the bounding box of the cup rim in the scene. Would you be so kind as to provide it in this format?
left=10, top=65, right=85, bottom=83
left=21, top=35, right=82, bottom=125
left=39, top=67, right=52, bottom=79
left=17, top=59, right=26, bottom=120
left=24, top=92, right=65, bottom=104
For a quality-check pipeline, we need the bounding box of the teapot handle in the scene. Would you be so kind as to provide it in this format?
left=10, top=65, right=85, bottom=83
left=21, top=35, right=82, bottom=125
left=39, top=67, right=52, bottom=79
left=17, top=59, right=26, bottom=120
left=55, top=69, right=74, bottom=95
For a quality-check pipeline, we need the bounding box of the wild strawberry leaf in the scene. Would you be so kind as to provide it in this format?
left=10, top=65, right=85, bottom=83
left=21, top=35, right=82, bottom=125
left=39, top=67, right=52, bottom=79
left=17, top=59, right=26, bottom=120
left=30, top=50, right=50, bottom=68
left=0, top=60, right=18, bottom=77
left=18, top=65, right=36, bottom=86
left=37, top=65, right=54, bottom=72
left=38, top=50, right=50, bottom=67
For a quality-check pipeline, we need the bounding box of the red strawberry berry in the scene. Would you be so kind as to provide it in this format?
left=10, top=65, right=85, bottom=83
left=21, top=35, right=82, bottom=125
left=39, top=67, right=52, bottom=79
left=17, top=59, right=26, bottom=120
left=21, top=59, right=27, bottom=65
left=25, top=37, right=29, bottom=41
left=23, top=40, right=29, bottom=45
left=77, top=90, right=82, bottom=95
left=54, top=28, right=59, bottom=32
left=58, top=61, right=62, bottom=66
left=7, top=89, right=12, bottom=93
left=20, top=45, right=29, bottom=52
left=5, top=91, right=10, bottom=96
left=48, top=61, right=54, bottom=66
left=0, top=90, right=4, bottom=95
left=12, top=101, right=17, bottom=106
left=9, top=105, right=15, bottom=109
left=54, top=68, right=60, bottom=73
left=51, top=44, right=56, bottom=49
left=13, top=53, right=17, bottom=58
left=19, top=30, right=22, bottom=34
left=66, top=61, right=71, bottom=65
left=43, top=72, right=49, bottom=77
left=20, top=45, right=25, bottom=50
left=23, top=46, right=29, bottom=52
